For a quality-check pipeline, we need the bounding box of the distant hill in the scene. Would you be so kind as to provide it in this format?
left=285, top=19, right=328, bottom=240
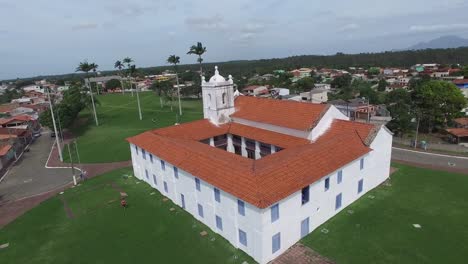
left=405, top=35, right=468, bottom=50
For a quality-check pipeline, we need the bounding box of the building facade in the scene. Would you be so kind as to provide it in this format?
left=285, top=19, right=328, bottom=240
left=127, top=67, right=392, bottom=264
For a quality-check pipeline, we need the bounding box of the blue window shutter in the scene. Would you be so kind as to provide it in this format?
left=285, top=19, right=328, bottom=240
left=180, top=194, right=185, bottom=209
left=272, top=233, right=281, bottom=253
left=214, top=188, right=221, bottom=203
left=239, top=229, right=247, bottom=246
left=358, top=179, right=364, bottom=193
left=216, top=215, right=223, bottom=230
left=150, top=154, right=153, bottom=163
left=325, top=178, right=330, bottom=191
left=360, top=158, right=364, bottom=170
left=301, top=217, right=310, bottom=238
left=174, top=166, right=178, bottom=179
left=161, top=160, right=165, bottom=170
left=145, top=169, right=149, bottom=179
left=335, top=193, right=342, bottom=210
left=153, top=174, right=157, bottom=185
left=337, top=170, right=343, bottom=184
left=238, top=200, right=245, bottom=216
left=271, top=203, right=279, bottom=222
left=195, top=178, right=201, bottom=191
left=142, top=149, right=146, bottom=159
left=301, top=186, right=310, bottom=205
left=198, top=204, right=204, bottom=218
left=163, top=181, right=168, bottom=193
left=135, top=145, right=138, bottom=155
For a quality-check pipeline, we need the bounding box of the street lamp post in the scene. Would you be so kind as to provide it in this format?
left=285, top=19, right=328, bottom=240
left=66, top=143, right=77, bottom=185
left=46, top=88, right=63, bottom=162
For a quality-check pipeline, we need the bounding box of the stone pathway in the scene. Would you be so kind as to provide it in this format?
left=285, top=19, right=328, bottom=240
left=271, top=243, right=335, bottom=264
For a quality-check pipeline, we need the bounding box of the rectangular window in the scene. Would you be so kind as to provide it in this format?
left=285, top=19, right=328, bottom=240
left=195, top=178, right=201, bottom=191
left=272, top=233, right=281, bottom=253
left=214, top=188, right=221, bottom=203
left=325, top=178, right=330, bottom=191
left=142, top=149, right=146, bottom=159
left=173, top=166, right=178, bottom=179
left=145, top=169, right=149, bottom=179
left=160, top=160, right=166, bottom=171
left=358, top=179, right=364, bottom=194
left=197, top=204, right=204, bottom=218
left=150, top=154, right=153, bottom=163
left=337, top=170, right=343, bottom=184
left=360, top=158, right=364, bottom=170
left=238, top=200, right=245, bottom=216
left=215, top=215, right=223, bottom=231
left=153, top=174, right=157, bottom=185
left=163, top=181, right=168, bottom=193
left=135, top=145, right=138, bottom=155
left=180, top=194, right=185, bottom=209
left=271, top=203, right=279, bottom=223
left=239, top=229, right=247, bottom=246
left=301, top=217, right=310, bottom=238
left=335, top=193, right=342, bottom=210
left=301, top=186, right=310, bottom=205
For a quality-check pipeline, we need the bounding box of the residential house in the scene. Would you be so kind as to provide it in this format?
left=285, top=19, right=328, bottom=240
left=127, top=66, right=392, bottom=264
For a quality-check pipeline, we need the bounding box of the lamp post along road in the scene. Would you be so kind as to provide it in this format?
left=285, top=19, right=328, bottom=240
left=67, top=144, right=77, bottom=185
left=46, top=88, right=63, bottom=162
left=88, top=81, right=99, bottom=126
left=136, top=82, right=142, bottom=120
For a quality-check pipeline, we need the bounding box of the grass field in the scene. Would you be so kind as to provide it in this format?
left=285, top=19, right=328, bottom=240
left=302, top=164, right=468, bottom=264
left=63, top=92, right=203, bottom=163
left=0, top=168, right=254, bottom=264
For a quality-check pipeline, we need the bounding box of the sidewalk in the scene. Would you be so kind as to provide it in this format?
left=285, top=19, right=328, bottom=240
left=393, top=137, right=468, bottom=155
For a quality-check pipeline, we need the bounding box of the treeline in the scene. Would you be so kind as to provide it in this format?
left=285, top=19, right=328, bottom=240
left=6, top=47, right=468, bottom=84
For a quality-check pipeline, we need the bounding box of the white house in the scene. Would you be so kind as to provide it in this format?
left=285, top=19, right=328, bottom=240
left=127, top=66, right=393, bottom=264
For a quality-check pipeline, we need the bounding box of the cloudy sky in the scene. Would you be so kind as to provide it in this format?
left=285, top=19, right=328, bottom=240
left=1, top=0, right=468, bottom=80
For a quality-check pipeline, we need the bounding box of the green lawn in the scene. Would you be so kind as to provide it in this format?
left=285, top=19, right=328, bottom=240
left=302, top=164, right=468, bottom=264
left=63, top=92, right=203, bottom=163
left=0, top=168, right=254, bottom=264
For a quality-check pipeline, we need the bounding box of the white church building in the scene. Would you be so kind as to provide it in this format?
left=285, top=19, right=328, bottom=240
left=127, top=66, right=392, bottom=264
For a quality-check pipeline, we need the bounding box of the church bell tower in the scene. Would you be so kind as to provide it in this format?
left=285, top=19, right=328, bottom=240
left=202, top=66, right=236, bottom=125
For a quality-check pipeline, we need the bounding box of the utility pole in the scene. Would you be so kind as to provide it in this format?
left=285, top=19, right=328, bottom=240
left=74, top=140, right=81, bottom=169
left=47, top=88, right=63, bottom=162
left=67, top=143, right=77, bottom=185
left=414, top=115, right=420, bottom=149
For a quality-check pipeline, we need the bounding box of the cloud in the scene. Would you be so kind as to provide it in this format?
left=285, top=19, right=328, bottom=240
left=185, top=15, right=227, bottom=32
left=71, top=23, right=99, bottom=31
left=241, top=23, right=266, bottom=34
left=409, top=23, right=468, bottom=33
left=338, top=23, right=359, bottom=32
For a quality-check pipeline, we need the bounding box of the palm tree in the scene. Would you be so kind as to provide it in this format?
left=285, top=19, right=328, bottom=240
left=89, top=63, right=99, bottom=95
left=76, top=60, right=99, bottom=126
left=167, top=54, right=182, bottom=116
left=123, top=57, right=134, bottom=96
left=114, top=60, right=125, bottom=94
left=187, top=42, right=207, bottom=78
left=129, top=64, right=142, bottom=120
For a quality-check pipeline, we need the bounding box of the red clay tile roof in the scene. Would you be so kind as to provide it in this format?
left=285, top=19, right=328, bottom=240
left=127, top=117, right=377, bottom=208
left=0, top=145, right=12, bottom=156
left=0, top=115, right=34, bottom=125
left=454, top=117, right=468, bottom=126
left=446, top=128, right=468, bottom=137
left=231, top=96, right=329, bottom=131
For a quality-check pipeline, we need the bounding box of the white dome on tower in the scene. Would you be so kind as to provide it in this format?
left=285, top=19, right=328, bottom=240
left=209, top=66, right=226, bottom=83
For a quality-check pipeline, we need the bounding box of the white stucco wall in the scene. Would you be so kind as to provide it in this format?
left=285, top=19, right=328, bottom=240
left=128, top=126, right=392, bottom=264
left=309, top=105, right=349, bottom=141
left=130, top=143, right=264, bottom=262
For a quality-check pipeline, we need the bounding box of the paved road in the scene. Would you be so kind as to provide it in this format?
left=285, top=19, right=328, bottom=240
left=0, top=133, right=77, bottom=203
left=392, top=147, right=468, bottom=173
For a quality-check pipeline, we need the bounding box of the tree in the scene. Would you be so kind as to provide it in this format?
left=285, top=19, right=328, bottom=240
left=123, top=57, right=134, bottom=96
left=187, top=42, right=206, bottom=98
left=90, top=63, right=99, bottom=95
left=167, top=54, right=182, bottom=115
left=105, top=79, right=121, bottom=91
left=412, top=80, right=467, bottom=132
left=150, top=80, right=172, bottom=109
left=386, top=89, right=413, bottom=136
left=377, top=79, right=388, bottom=92
left=114, top=60, right=125, bottom=94
left=76, top=60, right=99, bottom=126
left=294, top=77, right=315, bottom=92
